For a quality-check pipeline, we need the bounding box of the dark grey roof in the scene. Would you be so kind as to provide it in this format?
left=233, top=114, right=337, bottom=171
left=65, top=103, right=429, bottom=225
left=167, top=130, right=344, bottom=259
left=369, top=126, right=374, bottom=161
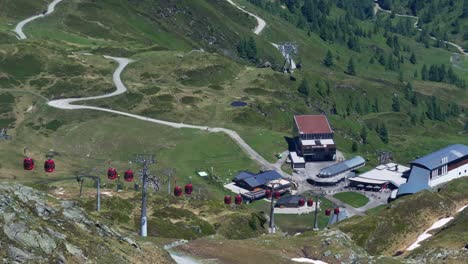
left=234, top=171, right=255, bottom=181
left=411, top=144, right=468, bottom=170
left=318, top=156, right=365, bottom=177
left=276, top=195, right=305, bottom=206
left=235, top=170, right=282, bottom=188
left=397, top=166, right=430, bottom=196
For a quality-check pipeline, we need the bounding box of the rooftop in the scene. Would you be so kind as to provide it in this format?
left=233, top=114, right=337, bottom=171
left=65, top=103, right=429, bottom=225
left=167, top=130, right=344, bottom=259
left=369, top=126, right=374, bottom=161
left=234, top=170, right=283, bottom=188
left=349, top=163, right=410, bottom=187
left=397, top=166, right=431, bottom=196
left=294, top=115, right=333, bottom=134
left=289, top=151, right=305, bottom=163
left=411, top=144, right=468, bottom=170
left=301, top=139, right=335, bottom=146
left=276, top=195, right=306, bottom=207
left=318, top=156, right=366, bottom=177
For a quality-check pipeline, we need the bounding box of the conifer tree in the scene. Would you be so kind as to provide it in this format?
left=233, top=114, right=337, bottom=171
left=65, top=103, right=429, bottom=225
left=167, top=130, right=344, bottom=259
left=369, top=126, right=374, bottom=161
left=421, top=64, right=428, bottom=80
left=323, top=50, right=334, bottom=67
left=346, top=58, right=356, bottom=75
left=410, top=52, right=417, bottom=64
left=392, top=96, right=401, bottom=112
left=360, top=126, right=368, bottom=144
left=298, top=78, right=310, bottom=96
left=351, top=141, right=359, bottom=152
left=379, top=124, right=389, bottom=144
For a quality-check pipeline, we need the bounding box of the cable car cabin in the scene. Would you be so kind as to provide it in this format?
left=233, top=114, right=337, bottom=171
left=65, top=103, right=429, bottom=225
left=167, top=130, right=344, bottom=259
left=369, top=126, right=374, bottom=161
left=334, top=207, right=340, bottom=215
left=325, top=208, right=332, bottom=216
left=235, top=194, right=243, bottom=205
left=184, top=183, right=193, bottom=195
left=107, top=168, right=118, bottom=180
left=124, top=170, right=134, bottom=182
left=298, top=198, right=305, bottom=207
left=44, top=159, right=55, bottom=173
left=265, top=189, right=272, bottom=199
left=307, top=199, right=314, bottom=207
left=224, top=195, right=232, bottom=205
left=23, top=158, right=34, bottom=171
left=174, top=186, right=183, bottom=197
left=274, top=191, right=281, bottom=200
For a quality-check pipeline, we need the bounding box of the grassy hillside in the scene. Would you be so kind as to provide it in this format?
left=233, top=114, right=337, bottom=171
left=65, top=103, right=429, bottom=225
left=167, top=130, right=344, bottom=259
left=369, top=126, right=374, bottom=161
left=337, top=177, right=468, bottom=255
left=378, top=0, right=468, bottom=50
left=0, top=1, right=467, bottom=262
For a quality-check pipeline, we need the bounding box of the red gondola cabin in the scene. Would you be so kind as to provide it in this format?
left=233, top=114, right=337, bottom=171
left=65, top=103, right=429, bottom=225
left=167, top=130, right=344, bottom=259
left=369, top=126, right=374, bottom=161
left=224, top=195, right=232, bottom=205
left=235, top=194, right=243, bottom=205
left=325, top=208, right=332, bottom=216
left=107, top=168, right=118, bottom=180
left=274, top=191, right=281, bottom=200
left=44, top=159, right=55, bottom=173
left=174, top=186, right=183, bottom=197
left=334, top=207, right=340, bottom=215
left=265, top=189, right=272, bottom=199
left=298, top=198, right=305, bottom=207
left=23, top=158, right=34, bottom=171
left=124, top=170, right=134, bottom=182
left=307, top=199, right=314, bottom=207
left=184, top=183, right=193, bottom=195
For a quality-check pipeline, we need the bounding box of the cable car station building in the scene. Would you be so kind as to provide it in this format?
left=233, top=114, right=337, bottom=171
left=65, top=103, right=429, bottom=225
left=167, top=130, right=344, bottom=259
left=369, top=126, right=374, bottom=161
left=397, top=144, right=468, bottom=196
left=292, top=115, right=336, bottom=166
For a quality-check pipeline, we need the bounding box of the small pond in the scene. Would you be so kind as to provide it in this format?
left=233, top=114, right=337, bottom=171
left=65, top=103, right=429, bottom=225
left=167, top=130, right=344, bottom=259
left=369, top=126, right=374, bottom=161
left=230, top=101, right=247, bottom=107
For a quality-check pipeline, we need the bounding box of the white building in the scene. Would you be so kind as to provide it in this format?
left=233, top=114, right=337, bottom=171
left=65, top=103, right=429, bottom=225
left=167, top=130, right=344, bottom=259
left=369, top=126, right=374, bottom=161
left=349, top=163, right=410, bottom=190
left=397, top=144, right=468, bottom=196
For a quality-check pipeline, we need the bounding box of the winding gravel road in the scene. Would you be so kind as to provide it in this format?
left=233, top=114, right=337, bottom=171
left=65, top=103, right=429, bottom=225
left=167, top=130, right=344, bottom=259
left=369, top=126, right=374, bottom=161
left=47, top=56, right=285, bottom=176
left=13, top=0, right=65, bottom=40
left=226, top=0, right=266, bottom=35
left=15, top=1, right=289, bottom=178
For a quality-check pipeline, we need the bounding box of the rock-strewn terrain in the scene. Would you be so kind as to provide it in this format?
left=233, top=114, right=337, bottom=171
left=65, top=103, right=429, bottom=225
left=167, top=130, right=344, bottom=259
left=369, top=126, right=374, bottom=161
left=0, top=183, right=173, bottom=264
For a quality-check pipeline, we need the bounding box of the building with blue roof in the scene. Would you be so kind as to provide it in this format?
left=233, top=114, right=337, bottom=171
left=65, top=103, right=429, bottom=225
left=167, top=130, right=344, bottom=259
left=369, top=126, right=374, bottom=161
left=398, top=144, right=468, bottom=196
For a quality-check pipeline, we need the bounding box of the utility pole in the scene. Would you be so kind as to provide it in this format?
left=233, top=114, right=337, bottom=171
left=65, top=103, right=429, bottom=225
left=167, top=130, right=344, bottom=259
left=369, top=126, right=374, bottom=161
left=313, top=195, right=320, bottom=231
left=135, top=154, right=155, bottom=237
left=269, top=183, right=280, bottom=234
left=163, top=168, right=174, bottom=195
left=79, top=178, right=84, bottom=197
left=76, top=175, right=101, bottom=211
left=312, top=190, right=326, bottom=231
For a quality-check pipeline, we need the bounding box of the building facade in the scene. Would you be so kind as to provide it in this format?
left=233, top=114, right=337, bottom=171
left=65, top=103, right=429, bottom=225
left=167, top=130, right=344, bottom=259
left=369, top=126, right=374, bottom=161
left=398, top=144, right=468, bottom=196
left=293, top=115, right=336, bottom=162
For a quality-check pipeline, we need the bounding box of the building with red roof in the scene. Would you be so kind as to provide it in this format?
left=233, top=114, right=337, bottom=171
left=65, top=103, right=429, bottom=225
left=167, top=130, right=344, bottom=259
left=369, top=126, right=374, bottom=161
left=291, top=115, right=336, bottom=163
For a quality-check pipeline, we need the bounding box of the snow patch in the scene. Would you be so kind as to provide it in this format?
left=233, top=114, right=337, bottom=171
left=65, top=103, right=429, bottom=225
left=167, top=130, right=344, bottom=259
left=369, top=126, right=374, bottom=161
left=406, top=217, right=454, bottom=251
left=292, top=258, right=328, bottom=264
left=457, top=205, right=467, bottom=213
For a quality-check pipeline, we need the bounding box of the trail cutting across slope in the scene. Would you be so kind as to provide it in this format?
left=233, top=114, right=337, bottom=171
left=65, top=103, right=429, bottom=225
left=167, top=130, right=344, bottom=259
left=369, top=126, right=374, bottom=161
left=374, top=2, right=468, bottom=58
left=13, top=0, right=65, bottom=40
left=226, top=0, right=266, bottom=35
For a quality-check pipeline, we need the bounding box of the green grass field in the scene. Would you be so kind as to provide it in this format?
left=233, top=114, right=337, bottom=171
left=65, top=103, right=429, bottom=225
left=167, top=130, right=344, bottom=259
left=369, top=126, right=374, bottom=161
left=247, top=196, right=336, bottom=234
left=333, top=192, right=369, bottom=208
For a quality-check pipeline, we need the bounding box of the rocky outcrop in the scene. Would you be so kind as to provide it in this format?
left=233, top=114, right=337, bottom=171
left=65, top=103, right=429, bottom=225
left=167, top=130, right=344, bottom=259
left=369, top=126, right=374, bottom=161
left=0, top=183, right=173, bottom=263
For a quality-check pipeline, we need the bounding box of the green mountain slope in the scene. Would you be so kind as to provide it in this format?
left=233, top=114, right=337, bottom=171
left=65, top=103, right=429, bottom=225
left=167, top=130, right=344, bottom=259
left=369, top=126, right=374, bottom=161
left=0, top=0, right=467, bottom=262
